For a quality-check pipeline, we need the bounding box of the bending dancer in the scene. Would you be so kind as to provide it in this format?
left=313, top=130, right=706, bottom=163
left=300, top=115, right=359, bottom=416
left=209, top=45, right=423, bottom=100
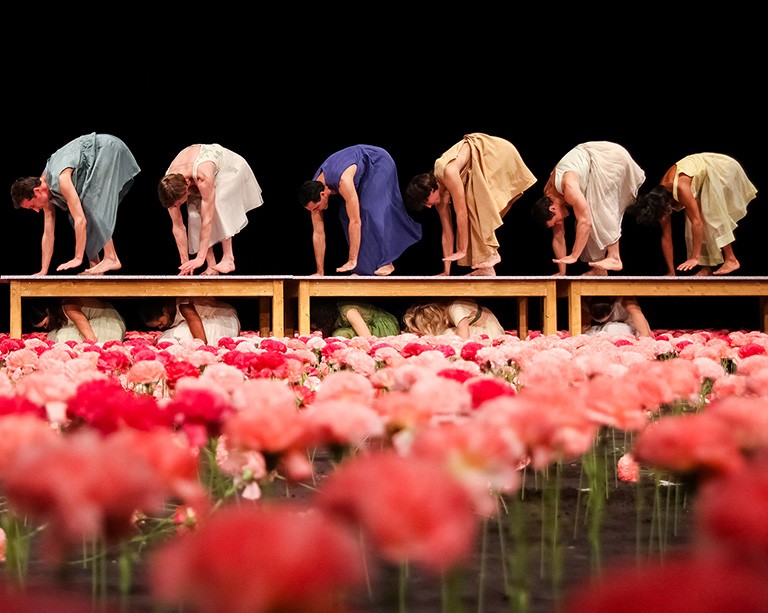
left=405, top=133, right=536, bottom=276
left=310, top=300, right=400, bottom=339
left=11, top=133, right=140, bottom=275
left=28, top=297, right=126, bottom=343
left=140, top=297, right=241, bottom=345
left=530, top=141, right=645, bottom=275
left=298, top=144, right=422, bottom=276
left=626, top=153, right=757, bottom=276
left=403, top=299, right=505, bottom=339
left=581, top=296, right=652, bottom=337
left=158, top=144, right=264, bottom=276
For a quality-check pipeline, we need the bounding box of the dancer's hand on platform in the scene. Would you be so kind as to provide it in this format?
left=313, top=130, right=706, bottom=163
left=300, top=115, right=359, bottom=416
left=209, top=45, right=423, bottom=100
left=677, top=258, right=699, bottom=272
left=179, top=256, right=205, bottom=276
left=57, top=257, right=84, bottom=272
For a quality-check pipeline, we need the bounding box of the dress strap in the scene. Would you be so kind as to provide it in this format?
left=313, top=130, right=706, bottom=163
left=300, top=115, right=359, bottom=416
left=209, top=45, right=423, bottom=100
left=468, top=305, right=483, bottom=326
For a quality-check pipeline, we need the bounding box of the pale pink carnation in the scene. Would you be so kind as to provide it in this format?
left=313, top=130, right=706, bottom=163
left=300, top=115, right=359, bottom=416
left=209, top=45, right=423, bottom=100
left=215, top=434, right=268, bottom=497
left=710, top=374, right=748, bottom=399
left=736, top=355, right=768, bottom=376
left=692, top=356, right=728, bottom=381
left=289, top=348, right=319, bottom=366
left=187, top=349, right=221, bottom=368
left=36, top=347, right=76, bottom=370
left=617, top=453, right=640, bottom=482
left=337, top=347, right=377, bottom=376
left=14, top=371, right=77, bottom=423
left=127, top=360, right=168, bottom=385
left=410, top=420, right=524, bottom=516
left=5, top=348, right=40, bottom=378
left=706, top=396, right=768, bottom=452
left=303, top=399, right=386, bottom=447
left=315, top=370, right=375, bottom=405
left=408, top=375, right=473, bottom=417
left=405, top=350, right=454, bottom=372
left=304, top=335, right=328, bottom=351
left=0, top=414, right=59, bottom=476
left=231, top=378, right=298, bottom=413
left=199, top=363, right=245, bottom=395
left=371, top=345, right=407, bottom=367
left=317, top=451, right=478, bottom=575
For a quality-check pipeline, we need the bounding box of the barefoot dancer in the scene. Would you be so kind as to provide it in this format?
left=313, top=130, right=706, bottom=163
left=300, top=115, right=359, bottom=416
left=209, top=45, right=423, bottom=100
left=627, top=153, right=758, bottom=276
left=530, top=141, right=645, bottom=276
left=10, top=133, right=140, bottom=276
left=158, top=144, right=264, bottom=276
left=298, top=144, right=421, bottom=276
left=405, top=133, right=536, bottom=276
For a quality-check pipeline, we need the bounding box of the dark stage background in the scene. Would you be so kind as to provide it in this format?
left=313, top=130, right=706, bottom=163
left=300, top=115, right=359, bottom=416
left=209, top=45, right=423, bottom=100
left=2, top=42, right=764, bottom=335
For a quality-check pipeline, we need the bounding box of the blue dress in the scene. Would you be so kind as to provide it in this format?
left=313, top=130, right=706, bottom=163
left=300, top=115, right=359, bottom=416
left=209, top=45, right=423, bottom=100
left=314, top=145, right=422, bottom=275
left=44, top=133, right=141, bottom=261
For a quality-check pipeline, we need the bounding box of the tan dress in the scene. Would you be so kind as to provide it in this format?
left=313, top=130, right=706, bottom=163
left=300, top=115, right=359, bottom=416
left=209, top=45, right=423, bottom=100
left=434, top=133, right=536, bottom=267
left=672, top=153, right=758, bottom=266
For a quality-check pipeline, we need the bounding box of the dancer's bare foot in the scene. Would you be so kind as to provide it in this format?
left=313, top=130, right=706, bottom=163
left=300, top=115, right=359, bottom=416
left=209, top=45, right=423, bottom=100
left=467, top=266, right=496, bottom=276
left=695, top=267, right=713, bottom=276
left=583, top=267, right=608, bottom=276
left=713, top=260, right=740, bottom=275
left=80, top=258, right=121, bottom=275
left=212, top=259, right=236, bottom=274
left=589, top=257, right=622, bottom=271
left=201, top=267, right=220, bottom=276
left=374, top=263, right=395, bottom=276
left=443, top=250, right=466, bottom=262
left=472, top=251, right=501, bottom=269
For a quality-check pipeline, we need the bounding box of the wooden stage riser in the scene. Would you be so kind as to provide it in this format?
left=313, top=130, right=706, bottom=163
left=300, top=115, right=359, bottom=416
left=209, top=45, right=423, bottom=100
left=2, top=277, right=287, bottom=340
left=2, top=276, right=766, bottom=339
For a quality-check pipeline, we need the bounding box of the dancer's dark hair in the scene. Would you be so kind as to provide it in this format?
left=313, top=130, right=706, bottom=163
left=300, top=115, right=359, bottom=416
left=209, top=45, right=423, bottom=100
left=626, top=185, right=674, bottom=227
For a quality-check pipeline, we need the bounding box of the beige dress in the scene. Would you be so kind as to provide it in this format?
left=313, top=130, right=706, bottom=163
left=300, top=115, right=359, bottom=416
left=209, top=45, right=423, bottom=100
left=672, top=153, right=758, bottom=266
left=434, top=133, right=536, bottom=267
left=553, top=141, right=646, bottom=262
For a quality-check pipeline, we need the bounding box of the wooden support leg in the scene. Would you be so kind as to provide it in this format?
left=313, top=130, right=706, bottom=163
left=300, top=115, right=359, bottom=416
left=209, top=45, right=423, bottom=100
left=10, top=282, right=22, bottom=339
left=517, top=297, right=528, bottom=338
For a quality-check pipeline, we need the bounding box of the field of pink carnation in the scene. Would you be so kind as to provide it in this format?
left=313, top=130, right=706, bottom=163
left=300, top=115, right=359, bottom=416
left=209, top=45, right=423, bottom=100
left=1, top=327, right=767, bottom=612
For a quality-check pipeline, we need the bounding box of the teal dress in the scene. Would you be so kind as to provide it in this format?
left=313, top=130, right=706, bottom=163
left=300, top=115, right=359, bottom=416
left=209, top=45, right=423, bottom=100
left=44, top=133, right=140, bottom=261
left=331, top=302, right=400, bottom=338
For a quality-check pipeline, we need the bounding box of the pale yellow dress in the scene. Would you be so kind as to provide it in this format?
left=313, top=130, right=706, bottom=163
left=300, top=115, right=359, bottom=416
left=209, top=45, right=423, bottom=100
left=434, top=133, right=536, bottom=268
left=672, top=153, right=758, bottom=266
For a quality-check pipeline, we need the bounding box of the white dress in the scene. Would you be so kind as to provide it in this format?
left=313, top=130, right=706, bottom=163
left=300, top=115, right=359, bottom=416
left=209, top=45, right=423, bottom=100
left=48, top=298, right=126, bottom=343
left=176, top=144, right=264, bottom=253
left=159, top=298, right=241, bottom=345
left=585, top=299, right=636, bottom=336
left=553, top=141, right=646, bottom=262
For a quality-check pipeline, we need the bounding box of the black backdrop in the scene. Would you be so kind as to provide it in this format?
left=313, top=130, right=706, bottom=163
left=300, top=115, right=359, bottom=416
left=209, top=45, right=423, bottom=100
left=2, top=39, right=764, bottom=335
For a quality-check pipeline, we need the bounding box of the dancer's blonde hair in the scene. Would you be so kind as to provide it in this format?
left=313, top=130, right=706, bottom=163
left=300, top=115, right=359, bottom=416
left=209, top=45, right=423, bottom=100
left=403, top=303, right=452, bottom=336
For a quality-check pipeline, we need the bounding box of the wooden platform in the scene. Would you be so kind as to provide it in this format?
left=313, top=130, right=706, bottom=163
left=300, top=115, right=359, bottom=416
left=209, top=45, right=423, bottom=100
left=559, top=275, right=768, bottom=335
left=288, top=276, right=559, bottom=337
left=1, top=274, right=766, bottom=339
left=0, top=276, right=289, bottom=339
